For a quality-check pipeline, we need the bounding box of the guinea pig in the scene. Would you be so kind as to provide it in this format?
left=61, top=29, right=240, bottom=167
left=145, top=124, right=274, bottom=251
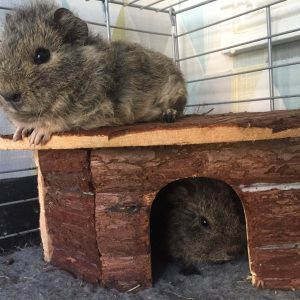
left=153, top=178, right=247, bottom=274
left=0, top=1, right=187, bottom=145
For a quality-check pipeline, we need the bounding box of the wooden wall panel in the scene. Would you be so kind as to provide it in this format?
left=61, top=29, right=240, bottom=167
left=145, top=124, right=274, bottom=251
left=101, top=255, right=151, bottom=291
left=30, top=111, right=299, bottom=291
left=242, top=189, right=300, bottom=247
left=38, top=150, right=101, bottom=284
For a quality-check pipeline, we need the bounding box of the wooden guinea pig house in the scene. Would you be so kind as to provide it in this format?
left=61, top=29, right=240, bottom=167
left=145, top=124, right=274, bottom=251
left=0, top=109, right=299, bottom=291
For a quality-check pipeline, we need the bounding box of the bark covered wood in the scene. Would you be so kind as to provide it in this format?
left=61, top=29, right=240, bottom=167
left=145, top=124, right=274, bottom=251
left=0, top=109, right=299, bottom=150
left=38, top=150, right=101, bottom=283
left=36, top=137, right=299, bottom=290
left=89, top=137, right=299, bottom=290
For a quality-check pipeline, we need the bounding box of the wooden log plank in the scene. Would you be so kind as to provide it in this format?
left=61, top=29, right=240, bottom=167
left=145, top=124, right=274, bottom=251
left=27, top=112, right=299, bottom=291
left=37, top=150, right=89, bottom=172
left=100, top=255, right=152, bottom=291
left=50, top=230, right=101, bottom=263
left=47, top=208, right=97, bottom=236
left=43, top=173, right=91, bottom=193
left=242, top=189, right=300, bottom=247
left=252, top=276, right=300, bottom=290
left=95, top=193, right=151, bottom=256
left=37, top=150, right=102, bottom=283
left=251, top=248, right=300, bottom=290
left=34, top=151, right=52, bottom=262
left=90, top=138, right=299, bottom=290
left=0, top=110, right=299, bottom=150
left=91, top=138, right=299, bottom=191
left=51, top=248, right=101, bottom=284
left=240, top=188, right=300, bottom=289
left=44, top=191, right=95, bottom=216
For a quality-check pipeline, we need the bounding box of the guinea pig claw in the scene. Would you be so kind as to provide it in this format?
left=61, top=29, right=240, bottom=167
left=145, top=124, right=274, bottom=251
left=162, top=109, right=177, bottom=123
left=22, top=128, right=33, bottom=138
left=29, top=128, right=51, bottom=145
left=13, top=127, right=34, bottom=141
left=13, top=127, right=23, bottom=141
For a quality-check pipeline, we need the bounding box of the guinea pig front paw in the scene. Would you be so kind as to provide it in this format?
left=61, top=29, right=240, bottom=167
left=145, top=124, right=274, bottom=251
left=28, top=128, right=52, bottom=145
left=162, top=109, right=177, bottom=123
left=13, top=127, right=34, bottom=141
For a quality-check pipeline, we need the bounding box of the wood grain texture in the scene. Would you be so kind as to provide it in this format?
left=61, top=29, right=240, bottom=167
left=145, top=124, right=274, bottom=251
left=91, top=138, right=299, bottom=189
left=51, top=248, right=101, bottom=284
left=241, top=189, right=300, bottom=289
left=242, top=189, right=300, bottom=247
left=34, top=151, right=53, bottom=262
left=95, top=192, right=151, bottom=256
left=100, top=255, right=151, bottom=291
left=252, top=276, right=300, bottom=290
left=251, top=248, right=300, bottom=290
left=92, top=190, right=153, bottom=288
left=89, top=137, right=299, bottom=290
left=34, top=129, right=299, bottom=290
left=0, top=109, right=299, bottom=150
left=38, top=150, right=102, bottom=283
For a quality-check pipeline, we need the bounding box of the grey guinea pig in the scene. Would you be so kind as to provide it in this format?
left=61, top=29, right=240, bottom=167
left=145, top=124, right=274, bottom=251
left=0, top=1, right=187, bottom=145
left=163, top=178, right=247, bottom=274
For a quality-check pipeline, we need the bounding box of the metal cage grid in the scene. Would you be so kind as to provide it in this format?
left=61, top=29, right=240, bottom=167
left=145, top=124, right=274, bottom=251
left=0, top=0, right=299, bottom=111
left=99, top=0, right=299, bottom=112
left=0, top=0, right=298, bottom=180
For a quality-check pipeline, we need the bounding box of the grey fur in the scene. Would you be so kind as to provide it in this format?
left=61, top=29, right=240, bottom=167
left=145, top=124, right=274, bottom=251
left=0, top=1, right=187, bottom=145
left=153, top=178, right=247, bottom=273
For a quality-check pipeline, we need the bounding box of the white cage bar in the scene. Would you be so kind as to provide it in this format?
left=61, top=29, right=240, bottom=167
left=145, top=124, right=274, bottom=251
left=2, top=0, right=298, bottom=111
left=99, top=0, right=299, bottom=111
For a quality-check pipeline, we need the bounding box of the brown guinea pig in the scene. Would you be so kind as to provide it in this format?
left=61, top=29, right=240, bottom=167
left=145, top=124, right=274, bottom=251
left=152, top=178, right=247, bottom=274
left=0, top=1, right=186, bottom=145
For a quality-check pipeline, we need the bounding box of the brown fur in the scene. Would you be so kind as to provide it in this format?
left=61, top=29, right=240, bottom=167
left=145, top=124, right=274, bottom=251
left=152, top=178, right=246, bottom=273
left=0, top=1, right=187, bottom=144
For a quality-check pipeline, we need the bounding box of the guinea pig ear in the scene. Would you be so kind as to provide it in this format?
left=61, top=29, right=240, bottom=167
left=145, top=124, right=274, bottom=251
left=53, top=8, right=88, bottom=45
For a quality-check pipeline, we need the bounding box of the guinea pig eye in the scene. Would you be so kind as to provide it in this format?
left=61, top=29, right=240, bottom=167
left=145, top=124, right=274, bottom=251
left=34, top=48, right=50, bottom=65
left=199, top=217, right=211, bottom=230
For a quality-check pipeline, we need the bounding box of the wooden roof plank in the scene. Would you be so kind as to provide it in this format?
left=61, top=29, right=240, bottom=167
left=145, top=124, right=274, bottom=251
left=0, top=109, right=299, bottom=150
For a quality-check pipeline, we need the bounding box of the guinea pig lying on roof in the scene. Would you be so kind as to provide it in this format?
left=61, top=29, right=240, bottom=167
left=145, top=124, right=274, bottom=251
left=0, top=1, right=186, bottom=145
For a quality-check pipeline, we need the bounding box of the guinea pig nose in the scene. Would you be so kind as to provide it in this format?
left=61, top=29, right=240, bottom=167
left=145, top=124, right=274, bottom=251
left=1, top=92, right=22, bottom=103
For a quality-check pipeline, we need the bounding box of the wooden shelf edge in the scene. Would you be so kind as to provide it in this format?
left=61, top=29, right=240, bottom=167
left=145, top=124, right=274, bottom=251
left=0, top=126, right=299, bottom=150
left=1, top=110, right=299, bottom=150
